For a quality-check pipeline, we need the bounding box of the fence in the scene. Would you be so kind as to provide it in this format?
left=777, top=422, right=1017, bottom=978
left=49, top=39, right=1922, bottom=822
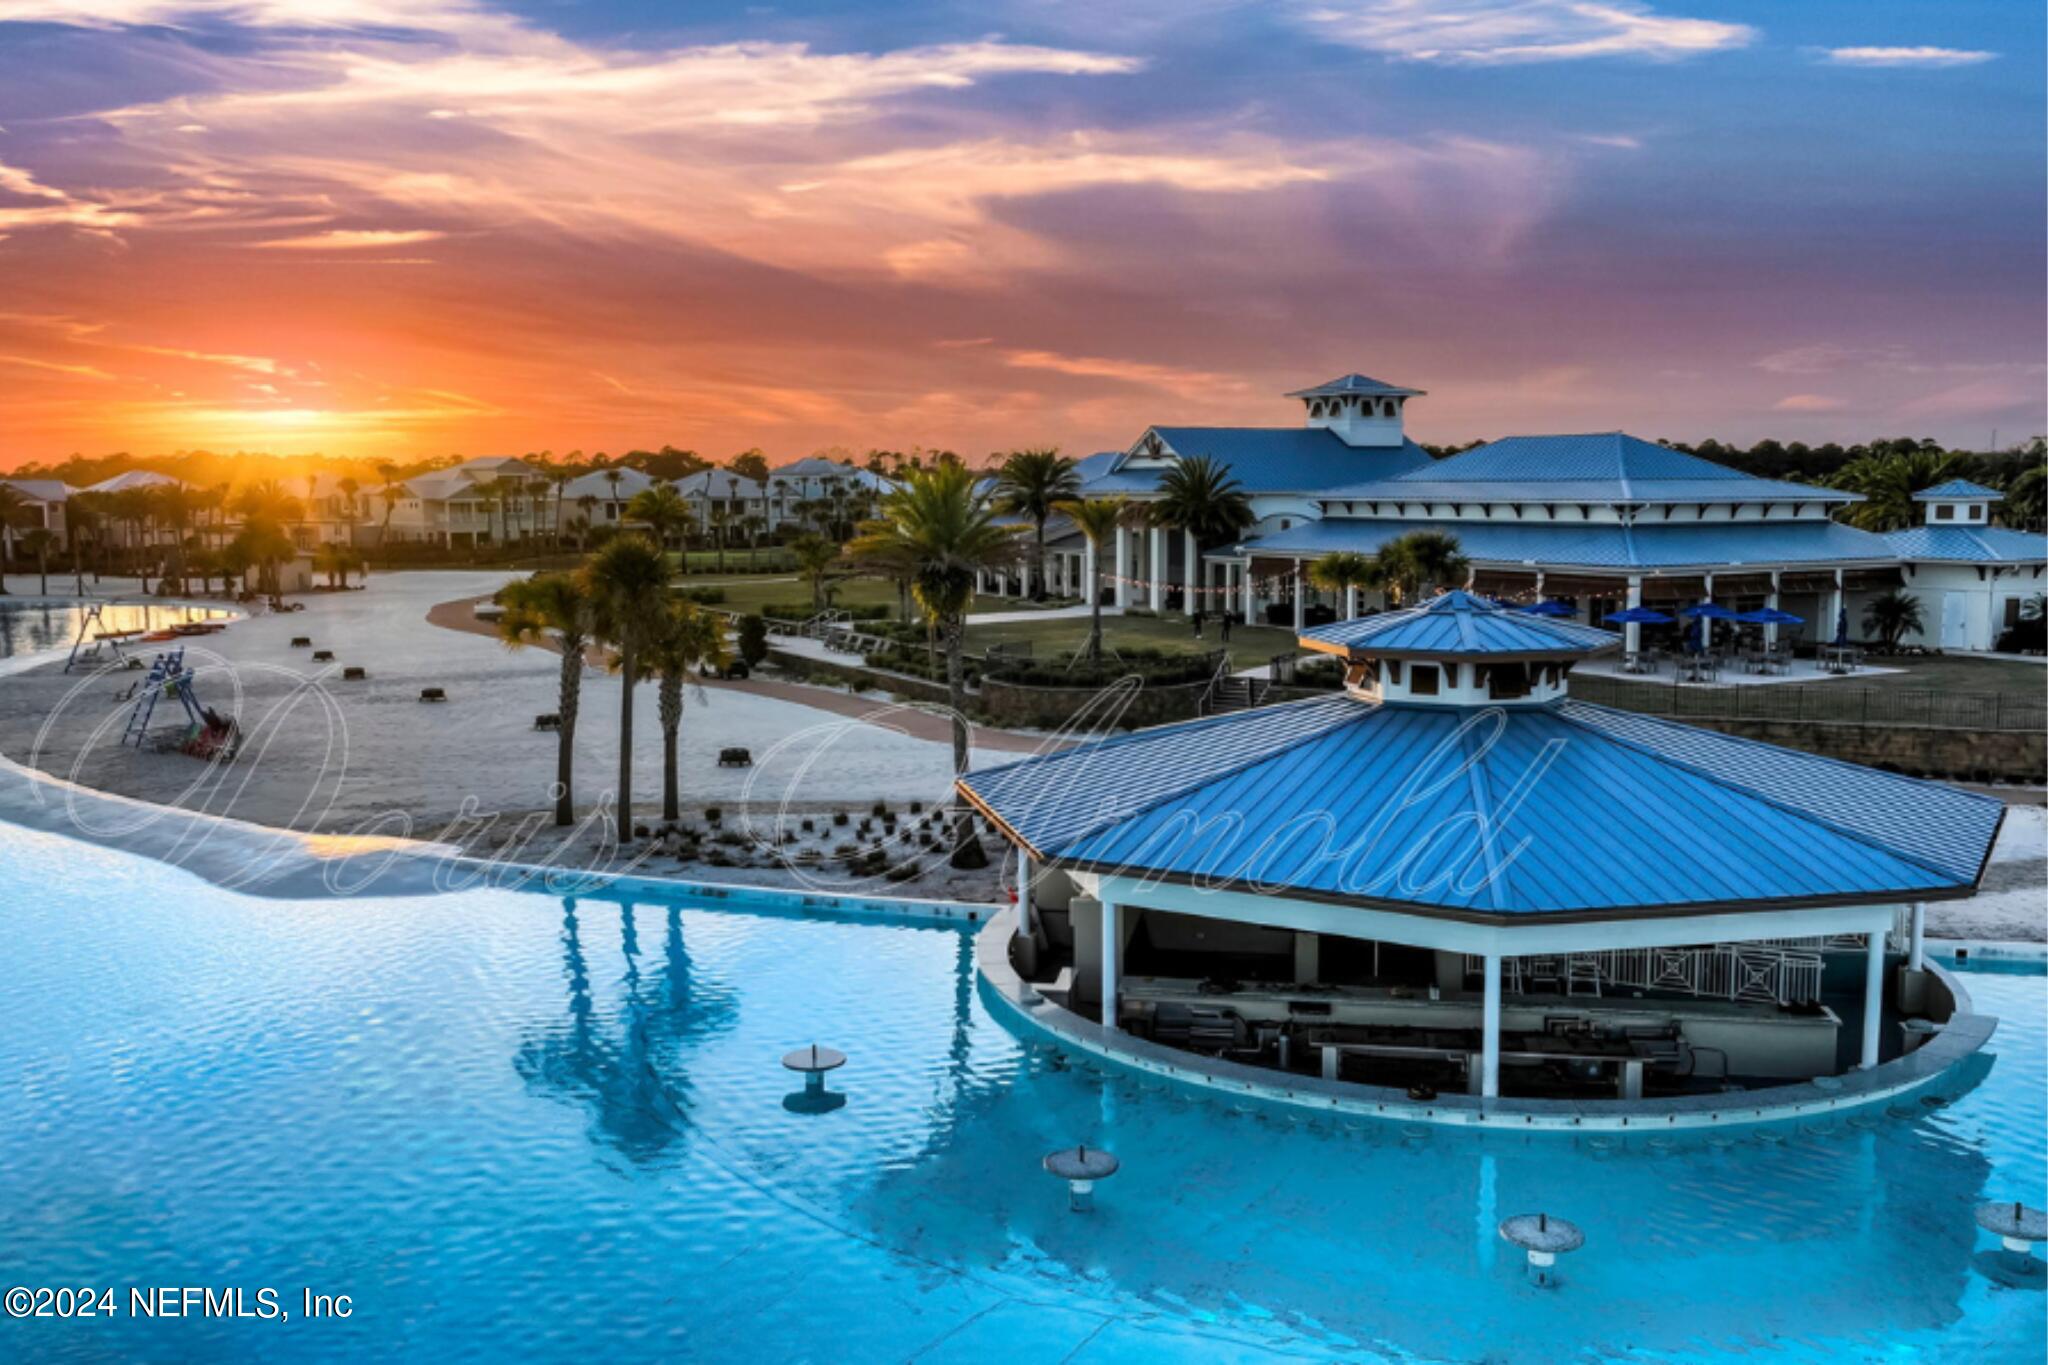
left=1570, top=674, right=2045, bottom=733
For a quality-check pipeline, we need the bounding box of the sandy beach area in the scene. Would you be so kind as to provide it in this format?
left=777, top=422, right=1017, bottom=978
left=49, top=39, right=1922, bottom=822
left=0, top=571, right=2040, bottom=937
left=0, top=572, right=1061, bottom=903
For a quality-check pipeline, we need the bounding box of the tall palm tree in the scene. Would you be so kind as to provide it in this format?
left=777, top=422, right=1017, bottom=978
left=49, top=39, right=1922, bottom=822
left=1055, top=497, right=1130, bottom=664
left=1862, top=589, right=1925, bottom=650
left=1309, top=550, right=1383, bottom=618
left=0, top=483, right=27, bottom=593
left=20, top=527, right=54, bottom=596
left=578, top=535, right=672, bottom=843
left=848, top=463, right=1021, bottom=866
left=575, top=494, right=599, bottom=547
left=626, top=484, right=689, bottom=556
left=992, top=448, right=1079, bottom=600
left=790, top=533, right=838, bottom=610
left=708, top=506, right=734, bottom=572
left=151, top=482, right=194, bottom=593
left=644, top=600, right=727, bottom=822
left=2002, top=462, right=2046, bottom=531
left=499, top=572, right=594, bottom=827
left=66, top=491, right=105, bottom=591
left=1152, top=455, right=1254, bottom=610
left=230, top=481, right=303, bottom=597
left=1829, top=449, right=1964, bottom=531
left=373, top=462, right=403, bottom=545
left=1375, top=530, right=1469, bottom=604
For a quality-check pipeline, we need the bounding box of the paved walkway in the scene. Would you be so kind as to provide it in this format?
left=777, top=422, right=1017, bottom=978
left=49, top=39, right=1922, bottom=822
left=427, top=596, right=1063, bottom=755
left=964, top=602, right=1120, bottom=625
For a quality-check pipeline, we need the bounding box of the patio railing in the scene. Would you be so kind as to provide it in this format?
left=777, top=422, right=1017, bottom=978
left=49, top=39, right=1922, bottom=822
left=1570, top=674, right=2045, bottom=732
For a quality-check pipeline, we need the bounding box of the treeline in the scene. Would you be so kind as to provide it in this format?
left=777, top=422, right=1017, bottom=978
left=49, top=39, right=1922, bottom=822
left=1422, top=434, right=2044, bottom=485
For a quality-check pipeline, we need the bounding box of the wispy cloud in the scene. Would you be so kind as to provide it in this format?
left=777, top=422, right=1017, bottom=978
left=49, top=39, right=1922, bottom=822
left=1771, top=393, right=1845, bottom=412
left=1821, top=46, right=1998, bottom=69
left=254, top=229, right=445, bottom=249
left=1002, top=349, right=1249, bottom=398
left=1297, top=0, right=1754, bottom=65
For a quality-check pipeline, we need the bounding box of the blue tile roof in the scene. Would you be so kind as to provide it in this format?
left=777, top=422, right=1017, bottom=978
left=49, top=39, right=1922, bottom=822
left=961, top=696, right=2004, bottom=917
left=1885, top=525, right=2047, bottom=564
left=1284, top=373, right=1424, bottom=398
left=1300, top=590, right=1619, bottom=656
left=1323, top=433, right=1855, bottom=506
left=1913, top=479, right=2003, bottom=500
left=1235, top=516, right=1899, bottom=571
left=1081, top=428, right=1434, bottom=496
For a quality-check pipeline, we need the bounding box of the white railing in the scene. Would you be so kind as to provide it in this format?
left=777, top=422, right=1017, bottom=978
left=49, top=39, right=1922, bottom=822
left=1465, top=943, right=1826, bottom=1007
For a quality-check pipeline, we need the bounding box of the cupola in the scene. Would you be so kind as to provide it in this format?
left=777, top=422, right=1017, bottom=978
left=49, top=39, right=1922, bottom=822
left=1284, top=374, right=1424, bottom=449
left=1911, top=479, right=2001, bottom=528
left=1297, top=590, right=1619, bottom=707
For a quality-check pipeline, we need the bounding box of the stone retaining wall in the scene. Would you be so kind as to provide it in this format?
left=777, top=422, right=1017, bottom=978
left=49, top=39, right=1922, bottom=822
left=1685, top=716, right=2047, bottom=784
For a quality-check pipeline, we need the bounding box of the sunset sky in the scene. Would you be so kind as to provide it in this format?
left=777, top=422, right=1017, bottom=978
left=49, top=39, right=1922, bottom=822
left=0, top=0, right=2040, bottom=468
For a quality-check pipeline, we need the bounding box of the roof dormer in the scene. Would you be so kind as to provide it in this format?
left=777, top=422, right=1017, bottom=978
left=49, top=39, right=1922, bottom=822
left=1285, top=374, right=1423, bottom=449
left=1913, top=479, right=2001, bottom=527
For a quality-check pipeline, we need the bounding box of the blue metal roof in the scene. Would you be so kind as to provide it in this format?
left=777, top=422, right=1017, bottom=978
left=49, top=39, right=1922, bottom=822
left=1284, top=374, right=1424, bottom=398
left=1235, top=516, right=1899, bottom=571
left=1322, top=433, right=1855, bottom=506
left=1913, top=479, right=2003, bottom=501
left=1885, top=525, right=2047, bottom=564
left=1082, top=429, right=1434, bottom=496
left=1300, top=590, right=1618, bottom=656
left=960, top=696, right=2004, bottom=917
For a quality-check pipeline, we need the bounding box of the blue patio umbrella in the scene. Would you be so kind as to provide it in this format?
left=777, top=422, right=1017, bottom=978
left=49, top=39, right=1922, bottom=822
left=1604, top=606, right=1673, bottom=625
left=1684, top=617, right=1702, bottom=652
left=1733, top=607, right=1804, bottom=625
left=1678, top=602, right=1739, bottom=621
left=1517, top=600, right=1574, bottom=617
left=1834, top=607, right=1849, bottom=646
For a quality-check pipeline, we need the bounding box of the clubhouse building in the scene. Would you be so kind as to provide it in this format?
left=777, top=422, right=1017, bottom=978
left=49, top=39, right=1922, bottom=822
left=1021, top=375, right=2044, bottom=654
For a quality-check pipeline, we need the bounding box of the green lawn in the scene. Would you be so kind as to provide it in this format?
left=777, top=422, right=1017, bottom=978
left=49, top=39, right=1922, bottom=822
left=1788, top=653, right=2042, bottom=696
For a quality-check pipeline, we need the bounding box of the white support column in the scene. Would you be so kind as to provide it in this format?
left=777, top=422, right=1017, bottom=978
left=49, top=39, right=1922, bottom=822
left=1113, top=526, right=1130, bottom=609
left=1018, top=853, right=1036, bottom=937
left=1241, top=561, right=1254, bottom=622
left=1345, top=585, right=1360, bottom=620
left=1625, top=575, right=1643, bottom=656
left=1084, top=540, right=1098, bottom=608
left=1765, top=570, right=1782, bottom=649
left=1828, top=568, right=1845, bottom=646
left=1908, top=901, right=1926, bottom=972
left=1701, top=571, right=1715, bottom=655
left=1101, top=899, right=1121, bottom=1032
left=1148, top=526, right=1165, bottom=612
left=1481, top=953, right=1502, bottom=1099
left=1183, top=529, right=1198, bottom=612
left=1859, top=931, right=1885, bottom=1070
left=1291, top=561, right=1305, bottom=631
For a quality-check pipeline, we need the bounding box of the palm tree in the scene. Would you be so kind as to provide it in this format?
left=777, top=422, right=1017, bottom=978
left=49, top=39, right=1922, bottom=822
left=602, top=468, right=626, bottom=526
left=1309, top=550, right=1383, bottom=618
left=992, top=448, right=1079, bottom=600
left=1374, top=529, right=1470, bottom=604
left=790, top=533, right=838, bottom=610
left=644, top=600, right=727, bottom=822
left=230, top=481, right=304, bottom=597
left=499, top=573, right=594, bottom=827
left=708, top=506, right=734, bottom=572
left=2004, top=462, right=2046, bottom=531
left=1055, top=497, right=1130, bottom=664
left=373, top=462, right=403, bottom=545
left=739, top=513, right=766, bottom=568
left=151, top=482, right=194, bottom=593
left=1152, top=455, right=1254, bottom=611
left=0, top=483, right=27, bottom=593
left=336, top=477, right=362, bottom=547
left=575, top=494, right=599, bottom=547
left=1862, top=589, right=1925, bottom=650
left=65, top=491, right=105, bottom=591
left=578, top=535, right=672, bottom=843
left=20, top=527, right=54, bottom=595
left=848, top=463, right=1021, bottom=866
left=1830, top=449, right=1964, bottom=531
left=626, top=484, right=689, bottom=557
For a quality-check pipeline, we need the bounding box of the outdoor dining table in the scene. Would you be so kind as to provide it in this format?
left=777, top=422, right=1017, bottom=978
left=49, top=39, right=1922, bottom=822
left=1820, top=645, right=1862, bottom=675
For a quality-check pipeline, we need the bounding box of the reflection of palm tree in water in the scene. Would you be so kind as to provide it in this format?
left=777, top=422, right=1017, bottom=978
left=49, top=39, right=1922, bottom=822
left=515, top=897, right=738, bottom=1164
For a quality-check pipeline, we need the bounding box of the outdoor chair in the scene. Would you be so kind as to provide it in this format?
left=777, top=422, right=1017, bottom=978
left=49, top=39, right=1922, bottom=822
left=534, top=713, right=561, bottom=731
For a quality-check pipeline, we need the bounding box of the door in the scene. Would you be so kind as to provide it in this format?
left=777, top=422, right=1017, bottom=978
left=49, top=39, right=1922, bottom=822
left=1940, top=592, right=1970, bottom=651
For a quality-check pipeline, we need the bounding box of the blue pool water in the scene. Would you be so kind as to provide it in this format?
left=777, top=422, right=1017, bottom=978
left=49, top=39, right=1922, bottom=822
left=0, top=825, right=2041, bottom=1363
left=0, top=600, right=229, bottom=661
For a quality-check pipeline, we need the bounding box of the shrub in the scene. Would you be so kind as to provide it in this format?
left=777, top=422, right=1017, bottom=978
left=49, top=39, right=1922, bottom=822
left=981, top=646, right=1220, bottom=688
left=677, top=586, right=727, bottom=605
left=736, top=614, right=770, bottom=667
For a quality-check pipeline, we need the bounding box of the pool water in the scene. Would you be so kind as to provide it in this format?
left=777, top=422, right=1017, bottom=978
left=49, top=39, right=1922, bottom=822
left=0, top=601, right=229, bottom=662
left=0, top=825, right=2041, bottom=1363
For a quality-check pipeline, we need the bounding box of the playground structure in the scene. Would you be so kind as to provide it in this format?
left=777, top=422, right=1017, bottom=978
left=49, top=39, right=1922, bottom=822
left=122, top=649, right=237, bottom=761
left=63, top=603, right=143, bottom=673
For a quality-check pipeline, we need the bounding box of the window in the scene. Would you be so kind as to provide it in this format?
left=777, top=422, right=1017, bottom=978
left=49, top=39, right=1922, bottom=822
left=1487, top=663, right=1530, bottom=700
left=1385, top=660, right=1403, bottom=685
left=1934, top=504, right=1954, bottom=521
left=2007, top=598, right=2024, bottom=628
left=1409, top=664, right=1440, bottom=696
left=1970, top=505, right=1985, bottom=520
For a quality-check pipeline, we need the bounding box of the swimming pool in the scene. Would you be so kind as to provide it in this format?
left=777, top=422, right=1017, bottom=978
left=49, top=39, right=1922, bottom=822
left=0, top=823, right=2040, bottom=1363
left=0, top=600, right=230, bottom=663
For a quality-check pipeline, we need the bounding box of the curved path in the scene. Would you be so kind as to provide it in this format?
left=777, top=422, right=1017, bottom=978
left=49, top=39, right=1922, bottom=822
left=426, top=595, right=1066, bottom=756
